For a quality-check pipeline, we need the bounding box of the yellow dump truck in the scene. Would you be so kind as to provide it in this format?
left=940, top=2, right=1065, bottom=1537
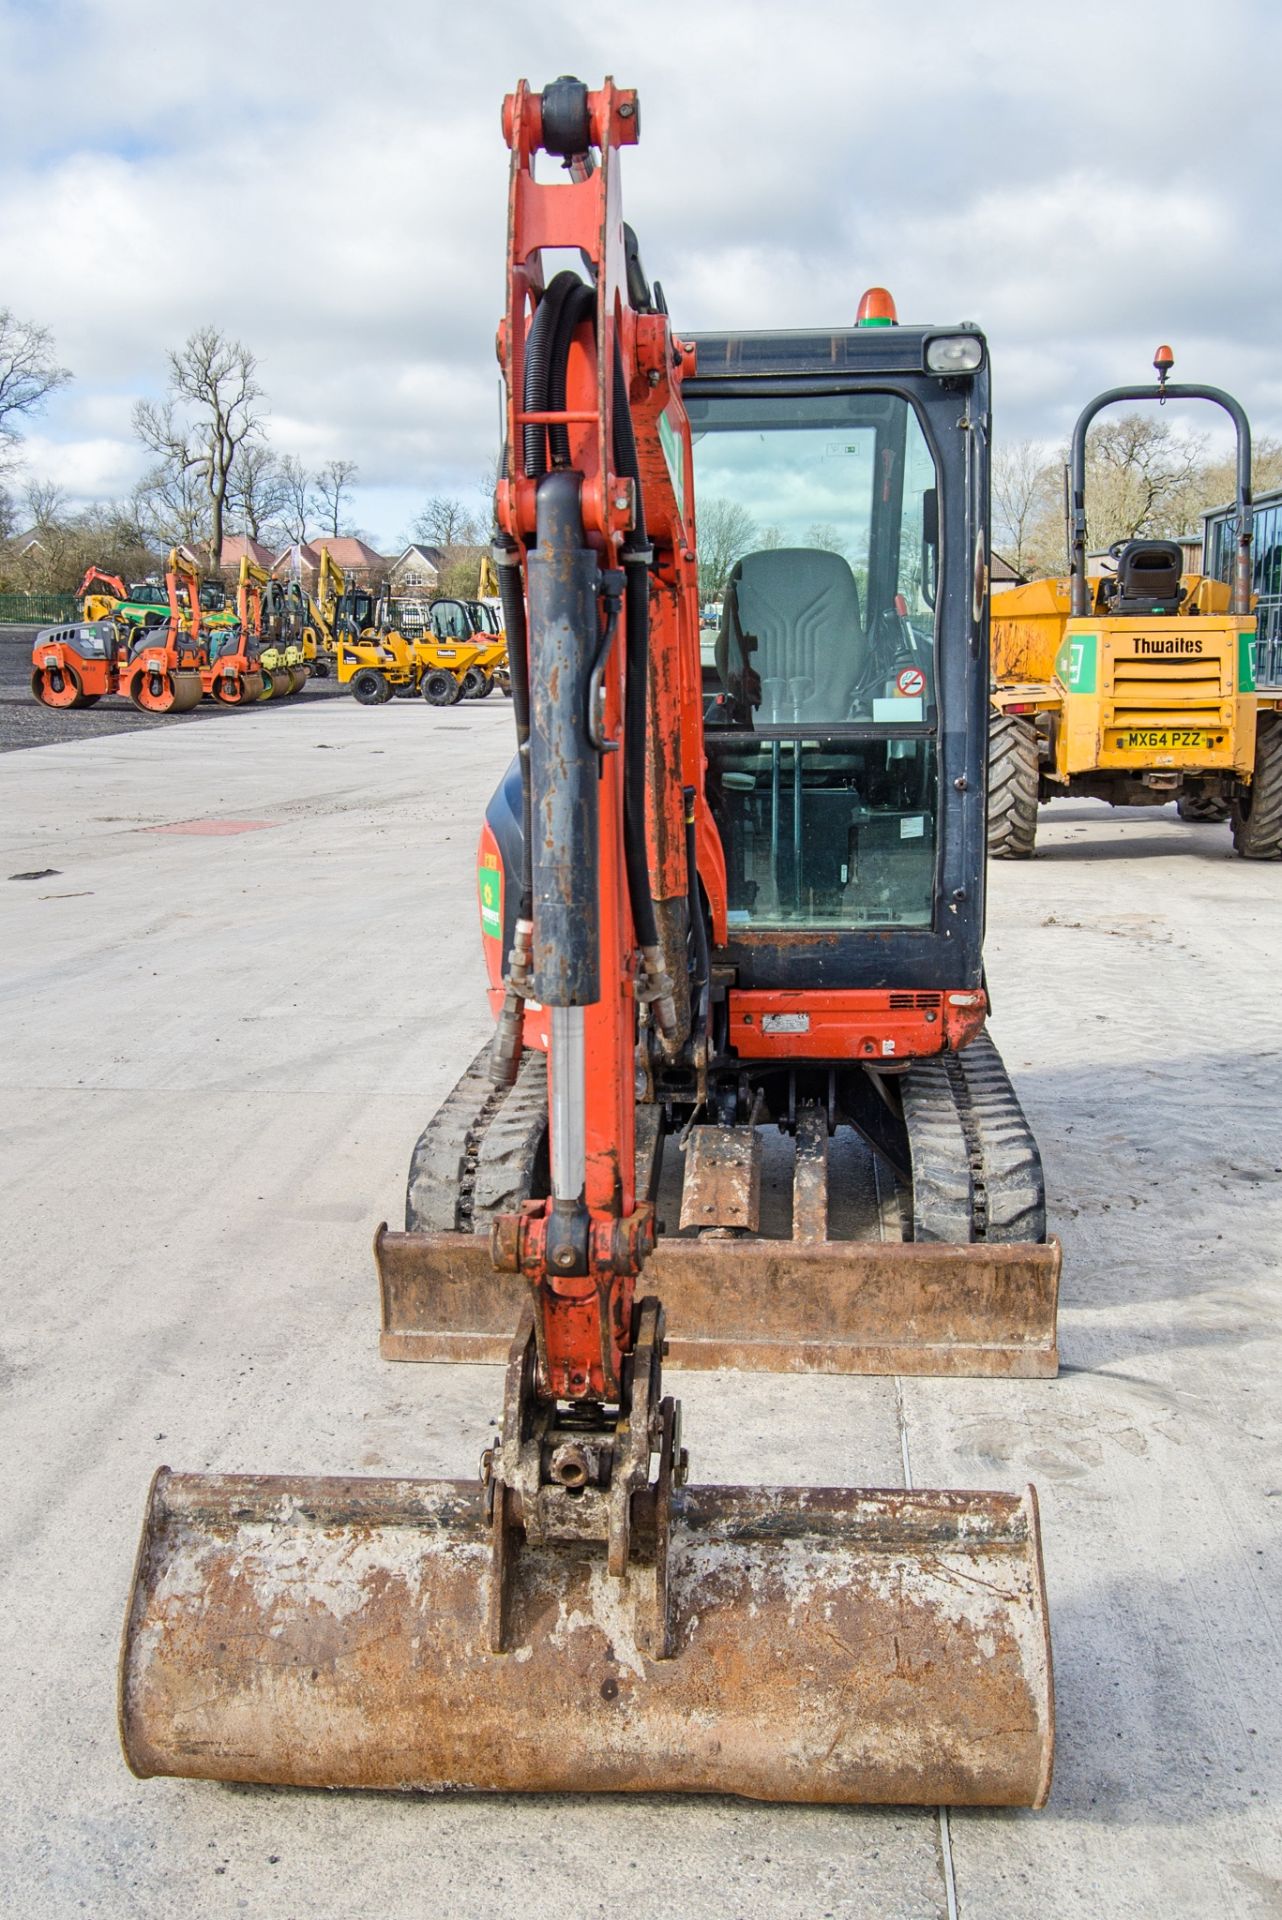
left=990, top=354, right=1281, bottom=859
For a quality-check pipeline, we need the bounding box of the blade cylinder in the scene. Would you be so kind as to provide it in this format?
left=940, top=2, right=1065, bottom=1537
left=121, top=1468, right=1053, bottom=1807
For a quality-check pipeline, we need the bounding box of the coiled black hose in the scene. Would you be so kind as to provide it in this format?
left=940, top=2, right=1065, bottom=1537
left=518, top=270, right=662, bottom=957
left=610, top=336, right=660, bottom=955
left=522, top=272, right=581, bottom=477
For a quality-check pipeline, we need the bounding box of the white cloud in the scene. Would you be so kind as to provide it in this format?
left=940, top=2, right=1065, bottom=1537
left=2, top=0, right=1280, bottom=546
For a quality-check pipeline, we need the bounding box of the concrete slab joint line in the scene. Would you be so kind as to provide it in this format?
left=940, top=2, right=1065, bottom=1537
left=896, top=1375, right=961, bottom=1920
left=147, top=819, right=279, bottom=836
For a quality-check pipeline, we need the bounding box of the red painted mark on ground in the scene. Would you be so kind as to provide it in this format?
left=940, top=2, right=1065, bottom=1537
left=147, top=819, right=278, bottom=836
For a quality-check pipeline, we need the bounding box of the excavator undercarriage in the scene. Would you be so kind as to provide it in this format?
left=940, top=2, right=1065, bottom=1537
left=382, top=1036, right=1058, bottom=1377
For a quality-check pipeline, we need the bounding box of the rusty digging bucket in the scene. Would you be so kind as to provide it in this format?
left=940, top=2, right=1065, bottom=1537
left=120, top=1467, right=1053, bottom=1805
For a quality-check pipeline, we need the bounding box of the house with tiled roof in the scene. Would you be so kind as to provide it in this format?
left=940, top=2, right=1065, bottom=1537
left=219, top=534, right=277, bottom=571
left=387, top=543, right=445, bottom=596
left=271, top=537, right=389, bottom=589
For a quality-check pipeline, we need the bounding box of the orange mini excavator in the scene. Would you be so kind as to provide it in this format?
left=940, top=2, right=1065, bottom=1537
left=121, top=76, right=1055, bottom=1808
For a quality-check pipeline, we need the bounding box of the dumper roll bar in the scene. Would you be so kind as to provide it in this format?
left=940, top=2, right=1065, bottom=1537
left=1069, top=383, right=1253, bottom=617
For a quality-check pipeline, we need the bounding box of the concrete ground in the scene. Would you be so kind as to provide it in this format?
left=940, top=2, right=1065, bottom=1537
left=1, top=697, right=1279, bottom=1920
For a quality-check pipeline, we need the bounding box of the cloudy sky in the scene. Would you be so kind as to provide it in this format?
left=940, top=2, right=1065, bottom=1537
left=2, top=0, right=1279, bottom=549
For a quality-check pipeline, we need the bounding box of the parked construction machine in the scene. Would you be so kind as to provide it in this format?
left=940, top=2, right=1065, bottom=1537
left=235, top=558, right=307, bottom=698
left=32, top=553, right=211, bottom=713
left=426, top=596, right=509, bottom=696
left=989, top=351, right=1281, bottom=857
left=76, top=563, right=239, bottom=647
left=120, top=76, right=1055, bottom=1809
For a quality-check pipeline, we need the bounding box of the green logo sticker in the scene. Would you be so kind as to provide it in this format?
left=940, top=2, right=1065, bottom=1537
left=1056, top=631, right=1097, bottom=694
left=478, top=862, right=502, bottom=940
left=1238, top=631, right=1257, bottom=693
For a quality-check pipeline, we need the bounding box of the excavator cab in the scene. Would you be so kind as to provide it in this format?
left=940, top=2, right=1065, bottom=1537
left=689, top=346, right=977, bottom=961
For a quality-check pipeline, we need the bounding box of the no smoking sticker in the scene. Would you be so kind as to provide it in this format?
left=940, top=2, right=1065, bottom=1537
left=895, top=666, right=925, bottom=697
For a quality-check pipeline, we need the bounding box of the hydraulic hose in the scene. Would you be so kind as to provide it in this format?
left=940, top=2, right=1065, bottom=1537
left=518, top=273, right=674, bottom=1033
left=522, top=272, right=582, bottom=477
left=546, top=281, right=596, bottom=468
left=610, top=338, right=660, bottom=957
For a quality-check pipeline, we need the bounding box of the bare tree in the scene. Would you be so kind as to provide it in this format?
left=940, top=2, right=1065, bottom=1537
left=1081, top=413, right=1206, bottom=548
left=134, top=327, right=264, bottom=571
left=0, top=310, right=71, bottom=477
left=314, top=457, right=359, bottom=538
left=414, top=494, right=484, bottom=548
left=275, top=455, right=313, bottom=543
left=132, top=459, right=210, bottom=554
left=696, top=498, right=758, bottom=600
left=805, top=522, right=850, bottom=560
left=23, top=477, right=69, bottom=532
left=0, top=484, right=16, bottom=542
left=992, top=440, right=1059, bottom=578
left=229, top=443, right=289, bottom=544
left=410, top=494, right=485, bottom=598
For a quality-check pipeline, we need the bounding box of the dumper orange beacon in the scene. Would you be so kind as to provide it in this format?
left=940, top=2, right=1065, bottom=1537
left=120, top=73, right=1056, bottom=1808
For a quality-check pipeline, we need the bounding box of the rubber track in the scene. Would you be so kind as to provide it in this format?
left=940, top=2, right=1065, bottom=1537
left=404, top=1046, right=547, bottom=1233
left=1232, top=713, right=1282, bottom=859
left=987, top=713, right=1040, bottom=859
left=901, top=1033, right=1046, bottom=1244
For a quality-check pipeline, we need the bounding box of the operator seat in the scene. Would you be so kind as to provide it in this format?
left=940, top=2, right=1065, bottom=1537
left=715, top=547, right=868, bottom=724
left=1108, top=539, right=1185, bottom=615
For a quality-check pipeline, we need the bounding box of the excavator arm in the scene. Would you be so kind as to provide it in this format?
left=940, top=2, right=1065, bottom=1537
left=488, top=78, right=697, bottom=1420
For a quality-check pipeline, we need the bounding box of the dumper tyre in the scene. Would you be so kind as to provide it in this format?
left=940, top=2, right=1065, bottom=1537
left=1176, top=791, right=1230, bottom=824
left=423, top=669, right=462, bottom=707
left=461, top=667, right=492, bottom=699
left=988, top=713, right=1039, bottom=858
left=351, top=668, right=392, bottom=706
left=1231, top=714, right=1282, bottom=859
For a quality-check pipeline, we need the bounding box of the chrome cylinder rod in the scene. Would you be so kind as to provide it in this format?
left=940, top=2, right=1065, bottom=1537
left=549, top=1004, right=587, bottom=1200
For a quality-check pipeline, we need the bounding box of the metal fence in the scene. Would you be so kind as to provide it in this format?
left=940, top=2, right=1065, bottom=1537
left=0, top=591, right=79, bottom=625
left=1203, top=493, right=1282, bottom=689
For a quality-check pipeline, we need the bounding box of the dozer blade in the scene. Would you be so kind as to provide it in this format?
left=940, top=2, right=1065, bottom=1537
left=120, top=1468, right=1053, bottom=1805
left=376, top=1226, right=1061, bottom=1377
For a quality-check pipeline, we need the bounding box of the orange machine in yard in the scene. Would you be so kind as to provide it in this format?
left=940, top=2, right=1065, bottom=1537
left=163, top=550, right=265, bottom=707
left=30, top=597, right=204, bottom=714
left=121, top=76, right=1054, bottom=1809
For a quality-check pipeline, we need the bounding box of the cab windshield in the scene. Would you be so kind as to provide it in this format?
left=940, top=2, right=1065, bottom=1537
left=689, top=387, right=940, bottom=930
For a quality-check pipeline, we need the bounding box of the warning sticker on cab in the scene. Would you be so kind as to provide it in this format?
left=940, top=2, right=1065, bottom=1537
left=895, top=665, right=925, bottom=697
left=478, top=861, right=503, bottom=940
